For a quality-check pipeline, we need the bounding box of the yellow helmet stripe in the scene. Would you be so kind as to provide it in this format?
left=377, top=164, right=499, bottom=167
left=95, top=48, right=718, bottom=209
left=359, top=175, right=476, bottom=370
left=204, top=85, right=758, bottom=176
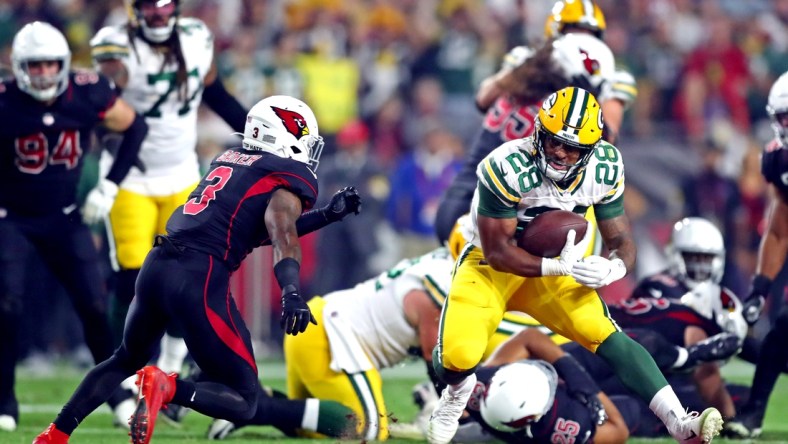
left=562, top=88, right=590, bottom=135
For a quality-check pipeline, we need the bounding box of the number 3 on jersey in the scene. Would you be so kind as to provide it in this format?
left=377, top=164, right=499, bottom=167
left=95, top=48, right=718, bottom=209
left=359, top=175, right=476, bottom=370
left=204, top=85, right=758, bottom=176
left=183, top=166, right=233, bottom=215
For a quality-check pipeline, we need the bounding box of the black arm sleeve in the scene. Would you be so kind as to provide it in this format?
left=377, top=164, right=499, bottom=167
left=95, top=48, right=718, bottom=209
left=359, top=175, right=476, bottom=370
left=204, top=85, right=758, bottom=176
left=104, top=113, right=148, bottom=184
left=202, top=77, right=247, bottom=133
left=553, top=355, right=601, bottom=396
left=259, top=208, right=332, bottom=248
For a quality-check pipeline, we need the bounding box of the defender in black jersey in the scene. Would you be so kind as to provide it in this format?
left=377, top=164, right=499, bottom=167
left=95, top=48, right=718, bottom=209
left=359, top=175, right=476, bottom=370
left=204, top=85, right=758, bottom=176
left=0, top=22, right=146, bottom=432
left=727, top=71, right=788, bottom=438
left=34, top=95, right=361, bottom=444
left=445, top=328, right=634, bottom=444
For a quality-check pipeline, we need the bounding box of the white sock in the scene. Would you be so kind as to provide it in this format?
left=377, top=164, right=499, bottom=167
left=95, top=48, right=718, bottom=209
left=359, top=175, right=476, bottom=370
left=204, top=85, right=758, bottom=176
left=121, top=374, right=139, bottom=395
left=301, top=398, right=320, bottom=431
left=156, top=334, right=189, bottom=374
left=671, top=347, right=689, bottom=369
left=649, top=385, right=686, bottom=433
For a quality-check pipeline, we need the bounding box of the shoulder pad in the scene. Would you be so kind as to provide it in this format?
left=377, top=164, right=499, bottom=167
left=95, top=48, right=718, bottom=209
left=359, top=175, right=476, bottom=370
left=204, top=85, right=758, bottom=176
left=502, top=45, right=533, bottom=70
left=178, top=18, right=213, bottom=38
left=605, top=68, right=638, bottom=108
left=90, top=26, right=130, bottom=61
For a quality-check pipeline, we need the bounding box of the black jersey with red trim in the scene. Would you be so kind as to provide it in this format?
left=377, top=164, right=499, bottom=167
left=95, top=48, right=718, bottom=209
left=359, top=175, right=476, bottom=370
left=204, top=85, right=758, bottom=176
left=610, top=271, right=724, bottom=345
left=465, top=364, right=596, bottom=444
left=0, top=71, right=116, bottom=216
left=452, top=96, right=541, bottom=197
left=761, top=139, right=788, bottom=200
left=166, top=150, right=318, bottom=270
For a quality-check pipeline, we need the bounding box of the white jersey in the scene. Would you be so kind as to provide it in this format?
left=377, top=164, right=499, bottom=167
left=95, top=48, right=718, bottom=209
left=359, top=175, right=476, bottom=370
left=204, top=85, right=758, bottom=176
left=91, top=19, right=214, bottom=194
left=467, top=137, right=625, bottom=247
left=322, top=248, right=454, bottom=370
left=501, top=44, right=637, bottom=109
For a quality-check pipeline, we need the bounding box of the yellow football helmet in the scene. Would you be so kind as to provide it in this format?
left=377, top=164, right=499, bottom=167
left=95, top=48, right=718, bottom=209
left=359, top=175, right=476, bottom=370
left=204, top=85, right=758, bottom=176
left=534, top=86, right=603, bottom=182
left=544, top=0, right=606, bottom=39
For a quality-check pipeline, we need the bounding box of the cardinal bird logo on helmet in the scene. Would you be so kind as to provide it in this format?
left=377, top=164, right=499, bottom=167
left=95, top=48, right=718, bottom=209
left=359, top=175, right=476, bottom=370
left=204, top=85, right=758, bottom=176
left=272, top=106, right=310, bottom=140
left=579, top=49, right=600, bottom=76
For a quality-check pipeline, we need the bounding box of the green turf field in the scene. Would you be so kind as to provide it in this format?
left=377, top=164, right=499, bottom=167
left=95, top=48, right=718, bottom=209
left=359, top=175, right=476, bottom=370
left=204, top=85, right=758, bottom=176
left=5, top=358, right=788, bottom=443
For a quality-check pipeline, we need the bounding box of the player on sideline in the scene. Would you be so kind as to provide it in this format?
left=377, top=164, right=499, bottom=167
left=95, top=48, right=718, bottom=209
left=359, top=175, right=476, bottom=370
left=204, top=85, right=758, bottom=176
left=0, top=21, right=147, bottom=432
left=89, top=0, right=249, bottom=376
left=32, top=95, right=360, bottom=444
left=427, top=86, right=723, bottom=444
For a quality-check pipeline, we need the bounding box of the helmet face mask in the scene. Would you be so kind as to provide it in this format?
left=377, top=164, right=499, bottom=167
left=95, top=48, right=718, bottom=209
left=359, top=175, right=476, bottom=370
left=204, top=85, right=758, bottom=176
left=11, top=22, right=71, bottom=102
left=668, top=217, right=725, bottom=289
left=534, top=87, right=602, bottom=183
left=767, top=72, right=788, bottom=147
left=241, top=95, right=324, bottom=171
left=480, top=361, right=558, bottom=432
left=132, top=0, right=179, bottom=43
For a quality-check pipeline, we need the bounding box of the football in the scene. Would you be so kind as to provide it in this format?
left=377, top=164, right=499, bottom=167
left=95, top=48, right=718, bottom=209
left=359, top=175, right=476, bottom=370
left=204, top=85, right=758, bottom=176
left=517, top=210, right=588, bottom=257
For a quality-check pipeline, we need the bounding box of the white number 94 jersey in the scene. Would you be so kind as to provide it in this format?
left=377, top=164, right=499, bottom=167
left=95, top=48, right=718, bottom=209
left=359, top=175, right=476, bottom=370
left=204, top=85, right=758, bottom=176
left=468, top=137, right=626, bottom=248
left=90, top=19, right=214, bottom=189
left=321, top=247, right=454, bottom=371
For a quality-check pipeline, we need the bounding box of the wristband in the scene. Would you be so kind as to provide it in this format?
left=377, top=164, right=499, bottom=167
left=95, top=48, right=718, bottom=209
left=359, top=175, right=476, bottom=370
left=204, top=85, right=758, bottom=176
left=274, top=257, right=301, bottom=292
left=751, top=274, right=773, bottom=297
left=541, top=258, right=566, bottom=276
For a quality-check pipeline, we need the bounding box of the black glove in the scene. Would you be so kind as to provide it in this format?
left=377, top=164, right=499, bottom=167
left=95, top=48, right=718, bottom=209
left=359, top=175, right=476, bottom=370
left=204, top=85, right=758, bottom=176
left=743, top=275, right=772, bottom=326
left=743, top=296, right=765, bottom=326
left=573, top=392, right=608, bottom=426
left=280, top=285, right=317, bottom=335
left=324, top=186, right=361, bottom=222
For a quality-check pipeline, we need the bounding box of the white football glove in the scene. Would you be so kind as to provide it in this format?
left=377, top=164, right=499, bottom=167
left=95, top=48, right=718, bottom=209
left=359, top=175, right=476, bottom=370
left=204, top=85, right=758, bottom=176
left=541, top=221, right=593, bottom=276
left=570, top=255, right=627, bottom=289
left=82, top=178, right=118, bottom=225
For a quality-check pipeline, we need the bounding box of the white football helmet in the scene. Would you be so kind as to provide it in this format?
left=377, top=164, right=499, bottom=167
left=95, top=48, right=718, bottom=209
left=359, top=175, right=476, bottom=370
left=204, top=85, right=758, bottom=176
left=480, top=360, right=558, bottom=432
left=551, top=32, right=615, bottom=96
left=240, top=95, right=324, bottom=171
left=11, top=22, right=71, bottom=102
left=767, top=71, right=788, bottom=147
left=667, top=217, right=725, bottom=289
left=131, top=0, right=179, bottom=43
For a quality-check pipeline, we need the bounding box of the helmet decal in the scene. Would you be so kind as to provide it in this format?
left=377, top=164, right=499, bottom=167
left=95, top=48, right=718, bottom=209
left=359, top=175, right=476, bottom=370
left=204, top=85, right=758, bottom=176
left=271, top=106, right=310, bottom=140
left=579, top=49, right=600, bottom=76
left=543, top=92, right=557, bottom=111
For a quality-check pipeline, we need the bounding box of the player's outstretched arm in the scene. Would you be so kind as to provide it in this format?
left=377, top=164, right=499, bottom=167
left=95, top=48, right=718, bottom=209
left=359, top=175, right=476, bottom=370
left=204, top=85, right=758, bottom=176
left=202, top=61, right=247, bottom=133
left=483, top=328, right=565, bottom=367
left=82, top=98, right=148, bottom=224
left=257, top=187, right=362, bottom=246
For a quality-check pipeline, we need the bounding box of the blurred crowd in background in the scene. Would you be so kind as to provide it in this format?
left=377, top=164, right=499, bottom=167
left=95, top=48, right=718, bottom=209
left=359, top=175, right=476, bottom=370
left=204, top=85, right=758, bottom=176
left=2, top=0, right=787, bottom=367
